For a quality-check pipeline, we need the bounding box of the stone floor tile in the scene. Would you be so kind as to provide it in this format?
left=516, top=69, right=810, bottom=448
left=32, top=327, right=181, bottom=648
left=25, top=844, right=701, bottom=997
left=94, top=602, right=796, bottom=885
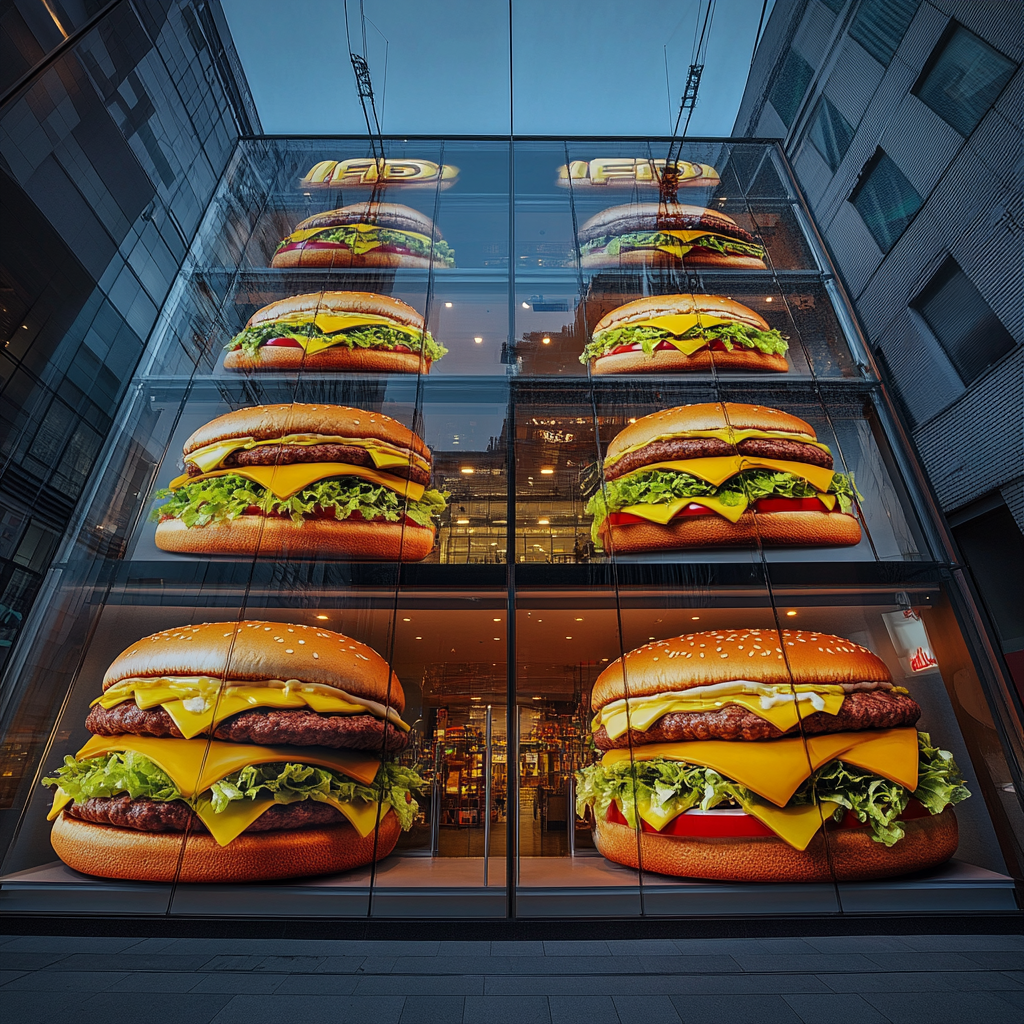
left=198, top=954, right=268, bottom=972
left=211, top=993, right=405, bottom=1023
left=463, top=994, right=551, bottom=1023
left=549, top=994, right=621, bottom=1023
left=866, top=990, right=1024, bottom=1022
left=0, top=970, right=29, bottom=985
left=672, top=938, right=767, bottom=955
left=253, top=954, right=326, bottom=972
left=437, top=940, right=491, bottom=955
left=1, top=952, right=71, bottom=971
left=114, top=972, right=206, bottom=992
left=804, top=934, right=915, bottom=954
left=1000, top=971, right=1024, bottom=987
left=121, top=937, right=180, bottom=953
left=58, top=952, right=212, bottom=973
left=612, top=994, right=683, bottom=1024
left=0, top=969, right=128, bottom=991
left=489, top=940, right=546, bottom=955
left=0, top=935, right=141, bottom=954
left=190, top=972, right=287, bottom=994
left=604, top=939, right=680, bottom=956
left=543, top=940, right=612, bottom=956
left=351, top=940, right=440, bottom=956
left=398, top=995, right=466, bottom=1023
left=656, top=973, right=832, bottom=995
left=900, top=934, right=1024, bottom=952
left=669, top=992, right=802, bottom=1023
left=77, top=991, right=234, bottom=1024
left=961, top=951, right=1024, bottom=970
left=483, top=975, right=634, bottom=996
left=273, top=973, right=360, bottom=994
left=753, top=938, right=821, bottom=954
left=731, top=952, right=879, bottom=973
left=313, top=955, right=367, bottom=973
left=509, top=955, right=641, bottom=976
left=355, top=955, right=399, bottom=973
left=390, top=954, right=512, bottom=975
left=865, top=951, right=991, bottom=972
left=0, top=989, right=84, bottom=1024
left=354, top=974, right=485, bottom=995
left=993, top=990, right=1024, bottom=1009
left=642, top=954, right=742, bottom=974
left=782, top=993, right=889, bottom=1023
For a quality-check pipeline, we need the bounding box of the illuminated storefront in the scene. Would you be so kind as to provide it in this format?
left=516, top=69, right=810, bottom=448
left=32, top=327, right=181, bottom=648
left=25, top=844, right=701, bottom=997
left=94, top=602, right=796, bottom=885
left=0, top=137, right=1021, bottom=920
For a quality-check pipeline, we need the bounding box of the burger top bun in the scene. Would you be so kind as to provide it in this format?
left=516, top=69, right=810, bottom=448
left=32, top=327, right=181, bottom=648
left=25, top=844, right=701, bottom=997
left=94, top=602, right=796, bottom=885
left=605, top=402, right=816, bottom=462
left=288, top=202, right=442, bottom=241
left=578, top=203, right=750, bottom=244
left=183, top=403, right=430, bottom=461
left=593, top=294, right=770, bottom=336
left=591, top=629, right=892, bottom=710
left=246, top=291, right=424, bottom=332
left=102, top=620, right=405, bottom=711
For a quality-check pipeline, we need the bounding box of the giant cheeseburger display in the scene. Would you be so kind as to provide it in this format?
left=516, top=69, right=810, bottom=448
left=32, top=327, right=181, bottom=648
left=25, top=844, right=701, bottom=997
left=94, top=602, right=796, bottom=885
left=577, top=203, right=767, bottom=269
left=587, top=402, right=861, bottom=553
left=271, top=201, right=455, bottom=269
left=152, top=403, right=446, bottom=561
left=42, top=621, right=422, bottom=882
left=223, top=291, right=447, bottom=373
left=580, top=294, right=789, bottom=374
left=577, top=629, right=969, bottom=881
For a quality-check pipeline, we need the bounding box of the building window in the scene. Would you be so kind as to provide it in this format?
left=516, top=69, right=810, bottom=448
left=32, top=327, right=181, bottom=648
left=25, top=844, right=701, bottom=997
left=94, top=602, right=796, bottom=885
left=807, top=96, right=856, bottom=171
left=819, top=0, right=847, bottom=12
left=849, top=150, right=923, bottom=251
left=849, top=0, right=919, bottom=66
left=769, top=50, right=814, bottom=127
left=913, top=258, right=1017, bottom=384
left=913, top=25, right=1016, bottom=136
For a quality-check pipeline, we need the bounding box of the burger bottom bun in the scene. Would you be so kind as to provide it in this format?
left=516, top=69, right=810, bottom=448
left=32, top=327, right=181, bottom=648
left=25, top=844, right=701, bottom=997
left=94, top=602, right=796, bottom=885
left=270, top=249, right=448, bottom=270
left=223, top=346, right=430, bottom=374
left=51, top=810, right=402, bottom=883
left=598, top=510, right=862, bottom=553
left=580, top=250, right=767, bottom=271
left=591, top=348, right=788, bottom=375
left=593, top=809, right=959, bottom=882
left=155, top=516, right=436, bottom=562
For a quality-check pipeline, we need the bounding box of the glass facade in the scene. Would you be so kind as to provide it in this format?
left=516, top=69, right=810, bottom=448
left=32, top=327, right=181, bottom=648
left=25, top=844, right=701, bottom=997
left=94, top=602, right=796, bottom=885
left=0, top=135, right=1021, bottom=921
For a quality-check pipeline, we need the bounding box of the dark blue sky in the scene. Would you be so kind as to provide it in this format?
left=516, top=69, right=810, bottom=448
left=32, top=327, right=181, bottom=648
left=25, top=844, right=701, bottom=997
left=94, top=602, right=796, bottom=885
left=223, top=0, right=773, bottom=136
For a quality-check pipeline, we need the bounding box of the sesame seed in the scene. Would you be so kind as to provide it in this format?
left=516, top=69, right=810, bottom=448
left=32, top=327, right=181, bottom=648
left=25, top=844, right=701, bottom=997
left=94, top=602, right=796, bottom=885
left=313, top=653, right=319, bottom=659
left=285, top=649, right=294, bottom=654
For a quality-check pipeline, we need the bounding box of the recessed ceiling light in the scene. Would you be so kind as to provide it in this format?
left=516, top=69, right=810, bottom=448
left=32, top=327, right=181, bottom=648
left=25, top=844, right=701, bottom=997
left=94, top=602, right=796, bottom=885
left=493, top=618, right=501, bottom=622
left=575, top=617, right=583, bottom=621
left=542, top=337, right=551, bottom=344
left=460, top=467, right=474, bottom=474
left=532, top=696, right=541, bottom=700
left=565, top=635, right=572, bottom=639
left=474, top=337, right=483, bottom=343
left=415, top=636, right=422, bottom=640
left=691, top=616, right=700, bottom=620
left=628, top=418, right=636, bottom=423
left=471, top=696, right=481, bottom=700
left=522, top=302, right=530, bottom=308
left=315, top=614, right=329, bottom=620
left=786, top=610, right=798, bottom=617
left=444, top=301, right=453, bottom=307
left=765, top=296, right=773, bottom=302
left=493, top=637, right=501, bottom=640
left=456, top=518, right=470, bottom=524
left=648, top=636, right=655, bottom=640
left=540, top=468, right=554, bottom=475
left=402, top=617, right=411, bottom=622
left=538, top=518, right=549, bottom=525
left=601, top=658, right=609, bottom=662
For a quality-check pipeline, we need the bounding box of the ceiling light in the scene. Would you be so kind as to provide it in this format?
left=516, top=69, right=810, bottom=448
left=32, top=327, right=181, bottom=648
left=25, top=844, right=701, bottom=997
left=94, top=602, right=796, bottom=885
left=522, top=302, right=530, bottom=308
left=540, top=467, right=554, bottom=475
left=765, top=296, right=773, bottom=302
left=628, top=418, right=636, bottom=424
left=493, top=618, right=501, bottom=622
left=471, top=696, right=481, bottom=700
left=445, top=301, right=453, bottom=307
left=538, top=518, right=549, bottom=525
left=490, top=541, right=497, bottom=546
left=648, top=636, right=655, bottom=640
left=575, top=617, right=583, bottom=621
left=402, top=617, right=411, bottom=622
left=532, top=696, right=541, bottom=700
left=786, top=610, right=797, bottom=617
left=493, top=637, right=501, bottom=640
left=415, top=636, right=422, bottom=640
left=565, top=636, right=572, bottom=639
left=460, top=467, right=474, bottom=474
left=542, top=336, right=551, bottom=344
left=474, top=336, right=483, bottom=343
left=315, top=614, right=329, bottom=620
left=601, top=658, right=609, bottom=662
left=456, top=518, right=470, bottom=524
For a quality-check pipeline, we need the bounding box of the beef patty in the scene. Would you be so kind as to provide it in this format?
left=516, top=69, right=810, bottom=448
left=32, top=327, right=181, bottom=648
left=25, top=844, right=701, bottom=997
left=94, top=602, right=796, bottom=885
left=186, top=443, right=430, bottom=486
left=85, top=703, right=410, bottom=753
left=593, top=690, right=921, bottom=749
left=65, top=794, right=346, bottom=833
left=604, top=437, right=833, bottom=481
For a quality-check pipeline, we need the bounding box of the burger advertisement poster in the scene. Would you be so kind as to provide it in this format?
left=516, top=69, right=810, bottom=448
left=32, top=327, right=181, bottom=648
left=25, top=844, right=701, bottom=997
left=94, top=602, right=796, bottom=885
left=2, top=139, right=1016, bottom=918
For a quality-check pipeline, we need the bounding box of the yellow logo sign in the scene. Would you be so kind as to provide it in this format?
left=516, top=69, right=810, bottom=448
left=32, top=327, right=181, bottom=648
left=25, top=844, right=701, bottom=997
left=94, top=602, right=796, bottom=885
left=556, top=158, right=719, bottom=187
left=301, top=159, right=460, bottom=189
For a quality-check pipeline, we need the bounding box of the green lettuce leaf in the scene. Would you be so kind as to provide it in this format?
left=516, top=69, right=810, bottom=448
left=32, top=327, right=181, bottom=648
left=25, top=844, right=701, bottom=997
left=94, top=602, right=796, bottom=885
left=227, top=319, right=448, bottom=363
left=151, top=474, right=447, bottom=529
left=44, top=754, right=425, bottom=832
left=43, top=751, right=181, bottom=803
left=580, top=320, right=789, bottom=364
left=585, top=467, right=858, bottom=544
left=276, top=225, right=456, bottom=266
left=576, top=732, right=969, bottom=847
left=581, top=231, right=765, bottom=260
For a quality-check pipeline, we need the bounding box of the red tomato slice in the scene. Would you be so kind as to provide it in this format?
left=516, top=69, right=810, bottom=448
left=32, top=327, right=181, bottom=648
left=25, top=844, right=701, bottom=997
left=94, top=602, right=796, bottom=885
left=263, top=337, right=303, bottom=349
left=754, top=497, right=829, bottom=513
left=608, top=505, right=714, bottom=527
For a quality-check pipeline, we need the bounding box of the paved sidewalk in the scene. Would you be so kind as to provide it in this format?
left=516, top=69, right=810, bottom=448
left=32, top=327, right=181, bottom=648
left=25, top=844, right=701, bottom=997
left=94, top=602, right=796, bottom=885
left=1, top=932, right=1022, bottom=1023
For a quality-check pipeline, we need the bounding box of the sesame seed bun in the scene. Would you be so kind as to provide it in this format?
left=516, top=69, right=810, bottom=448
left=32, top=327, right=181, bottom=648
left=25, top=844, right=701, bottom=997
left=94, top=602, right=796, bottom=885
left=51, top=809, right=401, bottom=883
left=593, top=294, right=770, bottom=335
left=590, top=347, right=788, bottom=374
left=284, top=203, right=442, bottom=240
left=590, top=629, right=891, bottom=711
left=244, top=291, right=424, bottom=332
left=182, top=403, right=430, bottom=461
left=101, top=620, right=406, bottom=712
left=577, top=204, right=753, bottom=245
left=223, top=345, right=432, bottom=373
left=604, top=403, right=817, bottom=462
left=592, top=807, right=958, bottom=882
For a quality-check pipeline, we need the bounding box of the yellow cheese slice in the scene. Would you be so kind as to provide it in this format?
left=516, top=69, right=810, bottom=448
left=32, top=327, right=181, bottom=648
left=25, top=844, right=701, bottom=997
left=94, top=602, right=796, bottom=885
left=192, top=795, right=276, bottom=847
left=47, top=787, right=74, bottom=821
left=75, top=735, right=381, bottom=796
left=605, top=429, right=832, bottom=469
left=186, top=435, right=425, bottom=476
left=168, top=462, right=426, bottom=503
left=629, top=792, right=839, bottom=851
left=646, top=230, right=763, bottom=259
left=601, top=728, right=918, bottom=807
left=320, top=795, right=383, bottom=838
left=629, top=312, right=733, bottom=338
left=282, top=224, right=433, bottom=248
left=618, top=455, right=835, bottom=495
left=596, top=689, right=846, bottom=740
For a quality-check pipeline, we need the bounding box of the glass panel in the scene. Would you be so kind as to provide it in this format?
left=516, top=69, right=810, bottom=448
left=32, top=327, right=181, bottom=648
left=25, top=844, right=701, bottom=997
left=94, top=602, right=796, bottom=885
left=849, top=0, right=919, bottom=67
left=807, top=96, right=856, bottom=172
left=850, top=152, right=923, bottom=253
